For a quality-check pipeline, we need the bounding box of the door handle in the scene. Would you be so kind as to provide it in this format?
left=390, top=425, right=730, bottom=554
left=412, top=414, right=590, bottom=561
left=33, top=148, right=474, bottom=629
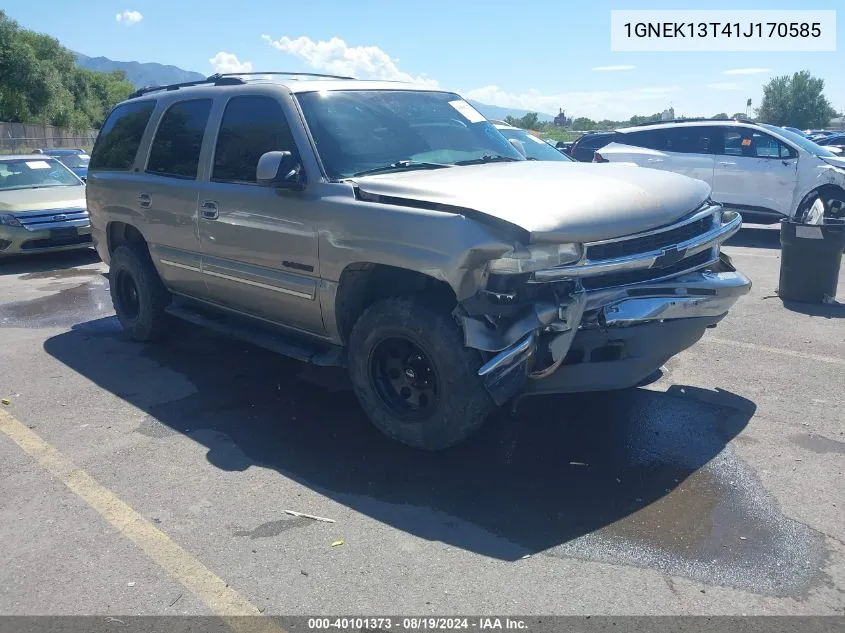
left=647, top=158, right=664, bottom=163
left=138, top=193, right=151, bottom=209
left=200, top=200, right=219, bottom=220
left=718, top=161, right=736, bottom=166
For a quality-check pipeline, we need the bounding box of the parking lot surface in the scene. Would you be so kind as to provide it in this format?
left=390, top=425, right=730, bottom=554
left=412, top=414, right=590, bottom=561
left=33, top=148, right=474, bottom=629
left=0, top=225, right=843, bottom=616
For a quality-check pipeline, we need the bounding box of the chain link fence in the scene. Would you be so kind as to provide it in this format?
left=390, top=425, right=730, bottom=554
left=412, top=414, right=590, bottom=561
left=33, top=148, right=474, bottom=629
left=1, top=121, right=97, bottom=154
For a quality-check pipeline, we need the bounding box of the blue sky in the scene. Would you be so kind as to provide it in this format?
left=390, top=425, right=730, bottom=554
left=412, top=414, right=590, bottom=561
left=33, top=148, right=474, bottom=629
left=5, top=0, right=842, bottom=120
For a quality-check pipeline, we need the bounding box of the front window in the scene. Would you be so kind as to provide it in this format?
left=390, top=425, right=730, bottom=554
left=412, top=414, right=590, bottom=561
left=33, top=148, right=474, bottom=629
left=761, top=124, right=836, bottom=158
left=0, top=158, right=82, bottom=190
left=295, top=90, right=523, bottom=179
left=497, top=128, right=572, bottom=161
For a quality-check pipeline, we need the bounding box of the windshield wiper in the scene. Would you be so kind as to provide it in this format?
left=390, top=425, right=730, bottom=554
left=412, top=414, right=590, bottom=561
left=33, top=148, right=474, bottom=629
left=454, top=155, right=521, bottom=166
left=350, top=160, right=454, bottom=177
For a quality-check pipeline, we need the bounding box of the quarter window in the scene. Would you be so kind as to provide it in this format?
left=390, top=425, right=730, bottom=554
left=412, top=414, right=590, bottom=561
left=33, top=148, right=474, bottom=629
left=664, top=127, right=713, bottom=154
left=146, top=99, right=213, bottom=179
left=89, top=101, right=156, bottom=171
left=213, top=96, right=297, bottom=184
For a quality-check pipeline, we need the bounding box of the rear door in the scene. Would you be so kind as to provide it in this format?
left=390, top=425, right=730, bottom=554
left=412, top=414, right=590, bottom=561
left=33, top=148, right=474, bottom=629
left=711, top=127, right=798, bottom=217
left=136, top=98, right=213, bottom=297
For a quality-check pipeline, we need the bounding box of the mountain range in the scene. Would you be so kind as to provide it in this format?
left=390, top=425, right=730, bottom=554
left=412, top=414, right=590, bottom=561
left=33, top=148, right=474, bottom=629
left=73, top=53, right=555, bottom=123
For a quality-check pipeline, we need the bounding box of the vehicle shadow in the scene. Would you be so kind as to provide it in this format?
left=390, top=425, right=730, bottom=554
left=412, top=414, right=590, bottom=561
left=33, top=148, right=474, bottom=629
left=724, top=225, right=781, bottom=250
left=0, top=248, right=100, bottom=276
left=781, top=298, right=845, bottom=318
left=44, top=316, right=757, bottom=561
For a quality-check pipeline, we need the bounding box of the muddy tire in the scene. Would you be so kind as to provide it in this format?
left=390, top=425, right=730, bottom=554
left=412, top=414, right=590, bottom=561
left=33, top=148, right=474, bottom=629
left=348, top=297, right=494, bottom=450
left=109, top=244, right=171, bottom=342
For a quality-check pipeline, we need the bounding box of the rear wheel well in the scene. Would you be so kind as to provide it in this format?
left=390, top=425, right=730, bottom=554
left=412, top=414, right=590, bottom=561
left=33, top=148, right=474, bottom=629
left=107, top=222, right=147, bottom=255
left=334, top=263, right=457, bottom=344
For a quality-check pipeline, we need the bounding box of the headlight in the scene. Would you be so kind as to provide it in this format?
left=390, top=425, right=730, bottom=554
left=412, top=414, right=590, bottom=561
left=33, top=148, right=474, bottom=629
left=488, top=243, right=583, bottom=275
left=0, top=214, right=23, bottom=227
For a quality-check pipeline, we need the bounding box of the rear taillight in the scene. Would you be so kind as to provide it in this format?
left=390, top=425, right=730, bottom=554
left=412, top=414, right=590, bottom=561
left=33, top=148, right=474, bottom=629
left=593, top=152, right=608, bottom=163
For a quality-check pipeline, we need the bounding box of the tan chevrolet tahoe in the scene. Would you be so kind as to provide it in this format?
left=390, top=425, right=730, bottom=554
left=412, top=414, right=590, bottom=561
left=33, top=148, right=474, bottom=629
left=87, top=72, right=751, bottom=450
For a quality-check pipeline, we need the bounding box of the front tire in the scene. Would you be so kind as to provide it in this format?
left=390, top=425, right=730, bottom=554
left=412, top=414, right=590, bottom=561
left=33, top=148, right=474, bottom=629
left=348, top=297, right=494, bottom=450
left=109, top=244, right=171, bottom=342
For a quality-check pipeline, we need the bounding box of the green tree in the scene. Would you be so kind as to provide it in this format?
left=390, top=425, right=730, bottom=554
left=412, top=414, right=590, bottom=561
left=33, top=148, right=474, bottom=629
left=756, top=70, right=836, bottom=129
left=504, top=112, right=541, bottom=130
left=731, top=112, right=748, bottom=120
left=711, top=113, right=728, bottom=119
left=572, top=117, right=596, bottom=130
left=0, top=10, right=133, bottom=130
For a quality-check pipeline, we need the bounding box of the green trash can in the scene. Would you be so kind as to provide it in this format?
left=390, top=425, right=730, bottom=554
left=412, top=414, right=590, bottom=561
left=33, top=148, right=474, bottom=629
left=778, top=218, right=845, bottom=304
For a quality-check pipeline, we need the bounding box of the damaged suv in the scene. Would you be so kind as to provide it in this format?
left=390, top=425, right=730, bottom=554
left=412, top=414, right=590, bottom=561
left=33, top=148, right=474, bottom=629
left=87, top=73, right=751, bottom=450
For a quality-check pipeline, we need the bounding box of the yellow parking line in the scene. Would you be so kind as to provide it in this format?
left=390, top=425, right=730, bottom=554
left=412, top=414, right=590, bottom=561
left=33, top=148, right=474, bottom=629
left=0, top=409, right=284, bottom=633
left=705, top=336, right=845, bottom=366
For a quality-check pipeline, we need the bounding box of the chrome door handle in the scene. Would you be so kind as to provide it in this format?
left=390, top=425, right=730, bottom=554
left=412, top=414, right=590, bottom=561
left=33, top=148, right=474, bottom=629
left=647, top=158, right=663, bottom=162
left=138, top=193, right=151, bottom=209
left=200, top=200, right=219, bottom=220
left=718, top=161, right=736, bottom=166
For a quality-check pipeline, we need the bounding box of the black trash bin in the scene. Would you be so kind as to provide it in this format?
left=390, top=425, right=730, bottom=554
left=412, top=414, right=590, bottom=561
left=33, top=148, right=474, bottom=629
left=778, top=218, right=845, bottom=303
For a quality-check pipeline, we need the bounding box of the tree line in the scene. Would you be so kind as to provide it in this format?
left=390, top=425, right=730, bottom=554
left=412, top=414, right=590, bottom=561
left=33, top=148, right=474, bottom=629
left=0, top=10, right=135, bottom=131
left=504, top=71, right=839, bottom=137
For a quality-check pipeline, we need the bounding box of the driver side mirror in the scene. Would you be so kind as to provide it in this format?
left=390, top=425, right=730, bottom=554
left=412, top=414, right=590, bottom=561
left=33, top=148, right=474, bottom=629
left=507, top=138, right=527, bottom=157
left=256, top=151, right=305, bottom=190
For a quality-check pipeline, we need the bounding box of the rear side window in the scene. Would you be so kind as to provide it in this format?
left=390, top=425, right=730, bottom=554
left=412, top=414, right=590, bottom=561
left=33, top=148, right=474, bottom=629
left=89, top=101, right=156, bottom=171
left=212, top=96, right=297, bottom=184
left=616, top=129, right=663, bottom=149
left=147, top=99, right=213, bottom=179
left=664, top=127, right=713, bottom=154
left=579, top=133, right=613, bottom=150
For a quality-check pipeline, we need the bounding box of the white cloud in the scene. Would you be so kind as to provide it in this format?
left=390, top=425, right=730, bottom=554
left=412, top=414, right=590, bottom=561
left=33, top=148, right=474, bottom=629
left=115, top=10, right=143, bottom=25
left=260, top=34, right=437, bottom=85
left=706, top=82, right=744, bottom=91
left=209, top=52, right=253, bottom=74
left=592, top=65, right=635, bottom=72
left=723, top=67, right=772, bottom=75
left=463, top=84, right=682, bottom=120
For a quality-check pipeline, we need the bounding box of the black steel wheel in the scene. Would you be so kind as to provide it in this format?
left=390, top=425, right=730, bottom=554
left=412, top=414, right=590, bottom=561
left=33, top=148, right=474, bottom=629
left=369, top=336, right=440, bottom=420
left=108, top=243, right=171, bottom=342
left=348, top=297, right=494, bottom=450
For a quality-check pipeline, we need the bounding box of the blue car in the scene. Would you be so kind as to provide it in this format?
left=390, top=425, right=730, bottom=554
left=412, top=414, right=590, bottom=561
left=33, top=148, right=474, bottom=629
left=36, top=149, right=89, bottom=181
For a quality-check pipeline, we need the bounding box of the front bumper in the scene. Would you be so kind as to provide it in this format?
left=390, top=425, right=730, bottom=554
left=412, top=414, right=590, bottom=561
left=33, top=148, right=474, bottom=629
left=0, top=223, right=93, bottom=256
left=476, top=256, right=751, bottom=404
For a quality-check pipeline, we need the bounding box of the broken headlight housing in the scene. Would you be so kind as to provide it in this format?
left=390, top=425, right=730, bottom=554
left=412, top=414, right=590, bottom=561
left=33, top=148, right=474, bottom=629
left=0, top=214, right=23, bottom=227
left=487, top=243, right=583, bottom=275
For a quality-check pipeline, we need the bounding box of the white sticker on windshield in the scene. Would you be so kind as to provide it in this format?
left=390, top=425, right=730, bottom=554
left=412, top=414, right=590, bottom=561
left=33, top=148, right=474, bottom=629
left=448, top=100, right=486, bottom=123
left=25, top=160, right=51, bottom=169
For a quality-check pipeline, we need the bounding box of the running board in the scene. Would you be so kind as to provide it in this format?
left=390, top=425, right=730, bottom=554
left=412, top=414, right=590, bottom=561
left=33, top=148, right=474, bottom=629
left=165, top=301, right=345, bottom=367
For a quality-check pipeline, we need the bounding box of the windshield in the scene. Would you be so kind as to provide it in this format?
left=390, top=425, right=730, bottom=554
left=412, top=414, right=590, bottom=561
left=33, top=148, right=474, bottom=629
left=497, top=128, right=572, bottom=161
left=295, top=90, right=524, bottom=179
left=55, top=154, right=90, bottom=169
left=0, top=158, right=82, bottom=190
left=762, top=124, right=836, bottom=158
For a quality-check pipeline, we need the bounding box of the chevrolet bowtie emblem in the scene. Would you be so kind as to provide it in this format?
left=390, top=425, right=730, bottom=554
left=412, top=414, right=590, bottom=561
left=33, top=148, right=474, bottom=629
left=653, top=246, right=687, bottom=268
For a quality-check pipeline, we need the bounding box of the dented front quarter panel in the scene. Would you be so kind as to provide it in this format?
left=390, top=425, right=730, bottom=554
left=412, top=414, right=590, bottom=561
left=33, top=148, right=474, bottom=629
left=793, top=155, right=845, bottom=213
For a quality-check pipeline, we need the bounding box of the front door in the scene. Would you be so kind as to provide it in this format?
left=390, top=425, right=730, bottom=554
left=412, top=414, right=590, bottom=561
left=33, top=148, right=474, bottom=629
left=712, top=127, right=798, bottom=218
left=196, top=94, right=323, bottom=335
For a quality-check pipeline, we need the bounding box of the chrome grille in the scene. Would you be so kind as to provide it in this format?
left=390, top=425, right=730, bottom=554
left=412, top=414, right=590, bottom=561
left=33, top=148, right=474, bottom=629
left=12, top=208, right=89, bottom=231
left=586, top=215, right=715, bottom=261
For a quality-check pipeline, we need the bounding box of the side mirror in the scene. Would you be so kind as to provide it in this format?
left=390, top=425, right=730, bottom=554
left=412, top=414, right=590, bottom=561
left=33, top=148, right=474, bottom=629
left=508, top=138, right=527, bottom=157
left=256, top=151, right=305, bottom=190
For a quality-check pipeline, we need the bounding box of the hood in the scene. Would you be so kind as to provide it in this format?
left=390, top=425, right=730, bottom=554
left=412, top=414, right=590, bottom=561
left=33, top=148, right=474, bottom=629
left=821, top=155, right=845, bottom=170
left=353, top=161, right=711, bottom=243
left=0, top=185, right=86, bottom=213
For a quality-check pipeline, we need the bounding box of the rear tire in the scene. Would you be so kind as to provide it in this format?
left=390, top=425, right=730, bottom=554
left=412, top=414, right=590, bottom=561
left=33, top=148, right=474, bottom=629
left=348, top=297, right=494, bottom=450
left=109, top=244, right=171, bottom=342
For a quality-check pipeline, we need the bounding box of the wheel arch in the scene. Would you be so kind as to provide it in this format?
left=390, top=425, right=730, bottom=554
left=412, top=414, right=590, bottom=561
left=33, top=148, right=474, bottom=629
left=332, top=262, right=458, bottom=345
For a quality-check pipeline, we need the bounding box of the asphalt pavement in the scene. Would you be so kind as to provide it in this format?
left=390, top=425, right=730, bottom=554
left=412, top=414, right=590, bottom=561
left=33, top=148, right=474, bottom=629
left=0, top=225, right=843, bottom=616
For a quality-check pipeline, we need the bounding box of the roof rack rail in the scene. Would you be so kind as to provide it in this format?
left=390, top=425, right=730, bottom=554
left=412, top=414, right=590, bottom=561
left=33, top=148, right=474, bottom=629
left=630, top=117, right=757, bottom=127
left=128, top=75, right=245, bottom=99
left=208, top=71, right=357, bottom=81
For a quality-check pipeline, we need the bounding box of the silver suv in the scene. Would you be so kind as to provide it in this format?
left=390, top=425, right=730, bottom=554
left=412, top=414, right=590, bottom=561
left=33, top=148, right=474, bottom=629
left=87, top=72, right=751, bottom=450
